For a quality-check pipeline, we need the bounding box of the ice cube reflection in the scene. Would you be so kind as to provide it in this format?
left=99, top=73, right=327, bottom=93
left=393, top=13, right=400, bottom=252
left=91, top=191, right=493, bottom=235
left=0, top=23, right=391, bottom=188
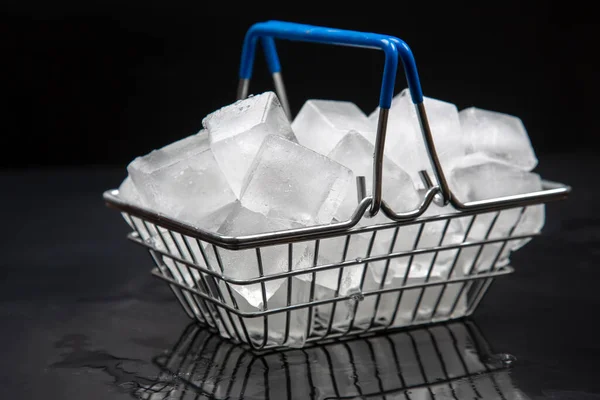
left=138, top=320, right=529, bottom=400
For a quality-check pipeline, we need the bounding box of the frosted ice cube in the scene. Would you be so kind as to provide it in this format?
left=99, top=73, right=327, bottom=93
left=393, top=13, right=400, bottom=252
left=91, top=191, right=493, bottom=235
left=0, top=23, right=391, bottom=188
left=117, top=176, right=146, bottom=231
left=240, top=135, right=353, bottom=226
left=313, top=283, right=366, bottom=332
left=368, top=201, right=465, bottom=285
left=148, top=230, right=232, bottom=331
left=196, top=200, right=239, bottom=233
left=459, top=106, right=538, bottom=171
left=205, top=204, right=311, bottom=309
left=127, top=131, right=237, bottom=226
left=388, top=278, right=467, bottom=324
left=449, top=153, right=545, bottom=272
left=117, top=176, right=143, bottom=205
left=217, top=276, right=311, bottom=348
left=370, top=259, right=466, bottom=325
left=291, top=100, right=376, bottom=156
left=315, top=268, right=466, bottom=331
left=328, top=130, right=421, bottom=220
left=294, top=233, right=372, bottom=297
left=179, top=201, right=240, bottom=276
left=150, top=230, right=199, bottom=288
left=367, top=107, right=379, bottom=126
left=202, top=91, right=297, bottom=197
left=369, top=89, right=465, bottom=189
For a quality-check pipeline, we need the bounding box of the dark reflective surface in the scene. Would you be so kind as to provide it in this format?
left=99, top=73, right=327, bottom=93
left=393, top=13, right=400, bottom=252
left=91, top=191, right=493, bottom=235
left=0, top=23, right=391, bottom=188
left=2, top=153, right=600, bottom=399
left=130, top=320, right=522, bottom=400
left=49, top=318, right=526, bottom=400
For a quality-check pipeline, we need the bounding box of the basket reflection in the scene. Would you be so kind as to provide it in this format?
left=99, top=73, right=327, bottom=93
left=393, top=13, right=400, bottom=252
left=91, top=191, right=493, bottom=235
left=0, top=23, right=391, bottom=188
left=137, top=320, right=527, bottom=400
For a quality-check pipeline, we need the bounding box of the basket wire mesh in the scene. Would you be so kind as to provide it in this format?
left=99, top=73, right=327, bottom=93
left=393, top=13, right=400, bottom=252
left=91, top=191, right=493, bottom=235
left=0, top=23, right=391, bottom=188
left=116, top=205, right=533, bottom=351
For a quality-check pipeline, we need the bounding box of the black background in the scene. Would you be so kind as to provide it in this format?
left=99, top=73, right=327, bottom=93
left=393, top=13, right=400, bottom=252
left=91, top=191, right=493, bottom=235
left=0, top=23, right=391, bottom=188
left=1, top=4, right=596, bottom=168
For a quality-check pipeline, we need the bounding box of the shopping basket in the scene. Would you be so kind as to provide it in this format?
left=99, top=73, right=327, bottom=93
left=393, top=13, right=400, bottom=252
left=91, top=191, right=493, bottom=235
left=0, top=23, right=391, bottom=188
left=138, top=320, right=519, bottom=399
left=103, top=20, right=571, bottom=351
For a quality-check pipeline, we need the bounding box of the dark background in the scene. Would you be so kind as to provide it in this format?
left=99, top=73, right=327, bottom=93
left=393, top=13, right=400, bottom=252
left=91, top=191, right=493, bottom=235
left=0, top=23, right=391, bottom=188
left=1, top=5, right=596, bottom=168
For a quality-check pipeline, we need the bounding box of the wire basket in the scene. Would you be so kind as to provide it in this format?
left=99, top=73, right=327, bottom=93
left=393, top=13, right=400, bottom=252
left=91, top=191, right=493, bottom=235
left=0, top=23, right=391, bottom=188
left=103, top=20, right=570, bottom=351
left=137, top=320, right=521, bottom=400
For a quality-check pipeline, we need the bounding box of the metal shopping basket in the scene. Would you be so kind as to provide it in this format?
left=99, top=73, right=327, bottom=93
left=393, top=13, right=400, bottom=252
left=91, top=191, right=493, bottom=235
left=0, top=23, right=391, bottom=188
left=103, top=20, right=571, bottom=351
left=137, top=320, right=521, bottom=399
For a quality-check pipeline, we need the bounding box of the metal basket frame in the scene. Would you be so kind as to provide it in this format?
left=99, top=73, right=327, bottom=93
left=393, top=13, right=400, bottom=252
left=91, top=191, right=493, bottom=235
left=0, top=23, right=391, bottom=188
left=103, top=20, right=571, bottom=351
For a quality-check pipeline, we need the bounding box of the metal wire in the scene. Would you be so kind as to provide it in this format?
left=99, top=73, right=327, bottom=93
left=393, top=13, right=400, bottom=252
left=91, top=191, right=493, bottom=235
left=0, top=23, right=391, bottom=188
left=104, top=178, right=568, bottom=250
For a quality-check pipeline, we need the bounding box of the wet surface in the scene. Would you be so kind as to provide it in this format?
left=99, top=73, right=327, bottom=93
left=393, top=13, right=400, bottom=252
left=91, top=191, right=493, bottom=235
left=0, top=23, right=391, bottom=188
left=1, top=153, right=599, bottom=399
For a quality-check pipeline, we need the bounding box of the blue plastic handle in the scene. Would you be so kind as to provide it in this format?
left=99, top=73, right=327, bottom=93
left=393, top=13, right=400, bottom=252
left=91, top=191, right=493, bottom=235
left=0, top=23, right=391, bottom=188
left=260, top=37, right=281, bottom=74
left=240, top=20, right=424, bottom=107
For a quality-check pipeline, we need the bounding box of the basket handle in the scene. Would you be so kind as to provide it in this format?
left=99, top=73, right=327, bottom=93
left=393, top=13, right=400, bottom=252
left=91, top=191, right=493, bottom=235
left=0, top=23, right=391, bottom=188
left=237, top=20, right=454, bottom=217
left=239, top=21, right=424, bottom=107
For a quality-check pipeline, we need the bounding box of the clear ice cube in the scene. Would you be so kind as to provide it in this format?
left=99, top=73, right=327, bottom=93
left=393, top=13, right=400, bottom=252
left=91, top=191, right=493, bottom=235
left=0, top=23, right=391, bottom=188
left=369, top=89, right=465, bottom=189
left=127, top=131, right=237, bottom=226
left=148, top=230, right=233, bottom=332
left=328, top=130, right=421, bottom=220
left=217, top=276, right=311, bottom=348
left=367, top=107, right=379, bottom=126
left=205, top=203, right=312, bottom=309
left=202, top=91, right=297, bottom=197
left=196, top=200, right=240, bottom=233
left=291, top=99, right=375, bottom=156
left=240, top=135, right=353, bottom=226
left=294, top=233, right=372, bottom=297
left=315, top=267, right=466, bottom=332
left=449, top=153, right=545, bottom=272
left=117, top=176, right=143, bottom=206
left=117, top=176, right=146, bottom=230
left=459, top=106, right=538, bottom=171
left=368, top=201, right=465, bottom=285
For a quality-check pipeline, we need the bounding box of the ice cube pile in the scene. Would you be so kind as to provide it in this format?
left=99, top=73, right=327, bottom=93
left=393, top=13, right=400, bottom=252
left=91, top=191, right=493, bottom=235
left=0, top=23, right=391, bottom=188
left=117, top=90, right=544, bottom=347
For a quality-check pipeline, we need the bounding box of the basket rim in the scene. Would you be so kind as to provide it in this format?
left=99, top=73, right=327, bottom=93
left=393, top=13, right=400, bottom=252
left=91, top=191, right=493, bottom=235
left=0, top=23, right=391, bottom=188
left=104, top=178, right=569, bottom=250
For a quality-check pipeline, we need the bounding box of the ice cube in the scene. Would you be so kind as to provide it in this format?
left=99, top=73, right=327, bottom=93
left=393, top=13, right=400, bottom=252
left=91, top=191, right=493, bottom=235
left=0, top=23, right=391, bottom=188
left=202, top=91, right=297, bottom=197
left=449, top=153, right=545, bottom=271
left=367, top=107, right=379, bottom=126
left=217, top=276, right=311, bottom=348
left=294, top=233, right=372, bottom=297
left=117, top=176, right=143, bottom=205
left=117, top=176, right=146, bottom=230
left=291, top=100, right=376, bottom=156
left=127, top=131, right=237, bottom=226
left=315, top=267, right=466, bottom=331
left=240, top=135, right=353, bottom=226
left=196, top=200, right=240, bottom=233
left=459, top=107, right=538, bottom=171
left=368, top=200, right=465, bottom=285
left=328, top=130, right=421, bottom=220
left=149, top=230, right=198, bottom=287
left=205, top=204, right=311, bottom=309
left=177, top=201, right=241, bottom=276
left=369, top=89, right=465, bottom=189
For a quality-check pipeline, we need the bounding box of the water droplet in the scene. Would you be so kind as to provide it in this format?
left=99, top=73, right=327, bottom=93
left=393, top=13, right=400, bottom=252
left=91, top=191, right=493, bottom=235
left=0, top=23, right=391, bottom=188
left=355, top=257, right=364, bottom=263
left=484, top=353, right=516, bottom=368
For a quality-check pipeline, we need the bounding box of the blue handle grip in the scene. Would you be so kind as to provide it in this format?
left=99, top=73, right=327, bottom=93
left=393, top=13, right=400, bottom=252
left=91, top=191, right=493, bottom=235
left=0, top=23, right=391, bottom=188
left=260, top=37, right=281, bottom=74
left=240, top=20, right=424, bottom=107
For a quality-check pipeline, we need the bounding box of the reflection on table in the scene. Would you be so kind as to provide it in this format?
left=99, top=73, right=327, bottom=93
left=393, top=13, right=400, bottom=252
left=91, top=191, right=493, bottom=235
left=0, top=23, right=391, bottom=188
left=137, top=319, right=528, bottom=400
